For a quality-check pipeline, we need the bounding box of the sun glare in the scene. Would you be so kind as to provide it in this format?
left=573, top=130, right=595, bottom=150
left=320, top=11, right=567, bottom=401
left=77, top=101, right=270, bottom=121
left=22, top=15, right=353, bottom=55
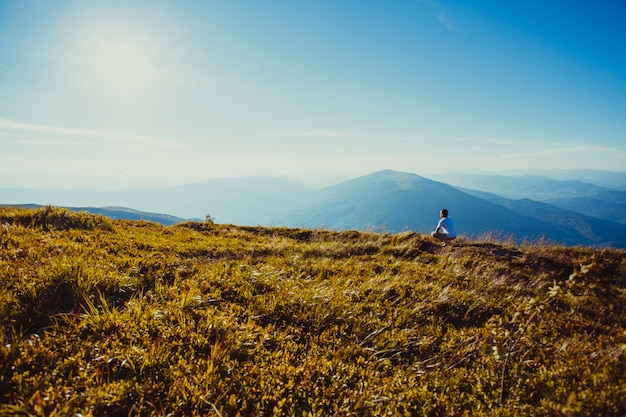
left=92, top=36, right=154, bottom=92
left=60, top=4, right=177, bottom=96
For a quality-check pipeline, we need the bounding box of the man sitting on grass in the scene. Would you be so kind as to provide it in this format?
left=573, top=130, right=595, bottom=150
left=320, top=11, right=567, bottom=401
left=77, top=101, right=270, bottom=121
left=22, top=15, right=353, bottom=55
left=431, top=208, right=457, bottom=245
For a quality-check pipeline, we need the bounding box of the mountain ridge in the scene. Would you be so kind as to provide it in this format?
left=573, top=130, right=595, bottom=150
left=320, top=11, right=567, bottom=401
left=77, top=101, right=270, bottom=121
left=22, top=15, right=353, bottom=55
left=0, top=204, right=187, bottom=226
left=2, top=169, right=626, bottom=248
left=254, top=170, right=625, bottom=247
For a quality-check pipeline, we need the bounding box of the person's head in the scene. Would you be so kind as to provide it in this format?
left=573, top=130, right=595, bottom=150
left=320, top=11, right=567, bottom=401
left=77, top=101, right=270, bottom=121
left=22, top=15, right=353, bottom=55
left=440, top=209, right=449, bottom=218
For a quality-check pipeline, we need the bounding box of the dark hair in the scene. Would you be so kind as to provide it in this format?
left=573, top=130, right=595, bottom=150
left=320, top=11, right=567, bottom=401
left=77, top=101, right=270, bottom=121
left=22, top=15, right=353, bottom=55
left=441, top=209, right=449, bottom=217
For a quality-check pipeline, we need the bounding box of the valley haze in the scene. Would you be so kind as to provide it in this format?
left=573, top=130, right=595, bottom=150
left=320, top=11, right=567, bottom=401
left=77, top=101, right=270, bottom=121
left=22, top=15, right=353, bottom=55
left=2, top=169, right=626, bottom=249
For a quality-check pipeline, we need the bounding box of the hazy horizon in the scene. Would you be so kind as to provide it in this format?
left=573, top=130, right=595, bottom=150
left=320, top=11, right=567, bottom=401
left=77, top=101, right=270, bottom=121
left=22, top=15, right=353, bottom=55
left=1, top=1, right=625, bottom=189
left=1, top=167, right=625, bottom=193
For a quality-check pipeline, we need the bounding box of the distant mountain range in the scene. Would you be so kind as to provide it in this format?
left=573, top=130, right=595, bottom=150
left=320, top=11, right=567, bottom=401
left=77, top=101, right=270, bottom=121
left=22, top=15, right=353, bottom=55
left=432, top=170, right=626, bottom=194
left=0, top=176, right=312, bottom=221
left=251, top=170, right=626, bottom=248
left=2, top=169, right=625, bottom=248
left=433, top=172, right=626, bottom=226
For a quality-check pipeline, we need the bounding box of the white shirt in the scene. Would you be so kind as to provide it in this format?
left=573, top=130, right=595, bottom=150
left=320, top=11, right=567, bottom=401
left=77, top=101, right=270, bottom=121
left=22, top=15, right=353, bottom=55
left=436, top=216, right=457, bottom=238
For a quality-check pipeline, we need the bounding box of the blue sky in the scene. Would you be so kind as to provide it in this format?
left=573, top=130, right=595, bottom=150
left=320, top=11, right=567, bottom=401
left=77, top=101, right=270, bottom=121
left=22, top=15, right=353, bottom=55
left=1, top=0, right=625, bottom=188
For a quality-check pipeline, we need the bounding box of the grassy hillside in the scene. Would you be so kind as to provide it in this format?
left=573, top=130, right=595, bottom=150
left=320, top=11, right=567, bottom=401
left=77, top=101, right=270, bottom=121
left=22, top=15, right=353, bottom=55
left=1, top=204, right=187, bottom=226
left=1, top=206, right=625, bottom=416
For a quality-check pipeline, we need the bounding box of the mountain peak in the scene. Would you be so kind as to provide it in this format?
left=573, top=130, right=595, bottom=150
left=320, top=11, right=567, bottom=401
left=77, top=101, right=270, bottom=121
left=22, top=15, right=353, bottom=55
left=366, top=170, right=426, bottom=181
left=335, top=170, right=432, bottom=192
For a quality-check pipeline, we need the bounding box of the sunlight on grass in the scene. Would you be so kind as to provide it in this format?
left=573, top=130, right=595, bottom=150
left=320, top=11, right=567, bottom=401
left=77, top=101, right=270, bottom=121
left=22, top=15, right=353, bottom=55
left=1, top=206, right=625, bottom=416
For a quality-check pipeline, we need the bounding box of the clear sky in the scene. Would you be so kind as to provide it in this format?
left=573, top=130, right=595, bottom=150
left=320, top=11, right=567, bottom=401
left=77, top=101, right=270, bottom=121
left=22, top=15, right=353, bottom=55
left=1, top=0, right=625, bottom=188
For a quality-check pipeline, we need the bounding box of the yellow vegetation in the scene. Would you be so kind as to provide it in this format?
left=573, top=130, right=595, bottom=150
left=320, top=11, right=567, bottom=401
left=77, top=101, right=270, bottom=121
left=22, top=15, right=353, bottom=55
left=1, top=206, right=625, bottom=416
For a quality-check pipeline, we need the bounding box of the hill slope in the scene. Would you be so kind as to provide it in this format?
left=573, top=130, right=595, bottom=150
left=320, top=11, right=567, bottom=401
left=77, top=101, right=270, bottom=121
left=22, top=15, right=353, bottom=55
left=543, top=190, right=626, bottom=225
left=1, top=206, right=625, bottom=416
left=257, top=170, right=626, bottom=248
left=3, top=170, right=626, bottom=247
left=457, top=189, right=626, bottom=248
left=1, top=204, right=186, bottom=225
left=0, top=176, right=312, bottom=220
left=431, top=172, right=613, bottom=200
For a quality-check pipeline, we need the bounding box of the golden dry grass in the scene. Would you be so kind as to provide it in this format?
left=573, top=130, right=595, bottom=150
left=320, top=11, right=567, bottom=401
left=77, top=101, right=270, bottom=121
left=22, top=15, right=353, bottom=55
left=1, top=206, right=625, bottom=416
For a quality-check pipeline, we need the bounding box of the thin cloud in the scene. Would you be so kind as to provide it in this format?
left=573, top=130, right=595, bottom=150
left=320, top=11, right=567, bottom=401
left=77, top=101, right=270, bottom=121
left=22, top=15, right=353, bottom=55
left=5, top=138, right=106, bottom=148
left=414, top=0, right=457, bottom=31
left=0, top=118, right=182, bottom=148
left=286, top=130, right=366, bottom=141
left=438, top=10, right=456, bottom=32
left=501, top=144, right=624, bottom=159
